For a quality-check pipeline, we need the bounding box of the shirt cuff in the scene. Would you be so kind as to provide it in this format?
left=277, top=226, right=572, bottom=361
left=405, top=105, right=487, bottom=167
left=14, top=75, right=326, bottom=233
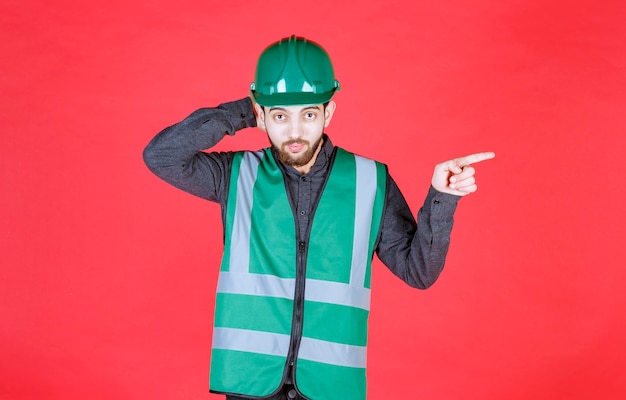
left=423, top=185, right=460, bottom=217
left=219, top=98, right=257, bottom=132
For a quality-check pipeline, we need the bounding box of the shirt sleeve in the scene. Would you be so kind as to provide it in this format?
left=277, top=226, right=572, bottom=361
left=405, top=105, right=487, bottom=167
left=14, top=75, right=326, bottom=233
left=142, top=98, right=257, bottom=203
left=375, top=177, right=460, bottom=289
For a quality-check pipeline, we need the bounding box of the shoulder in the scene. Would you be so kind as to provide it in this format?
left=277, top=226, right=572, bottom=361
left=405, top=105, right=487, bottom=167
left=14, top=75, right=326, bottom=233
left=335, top=146, right=388, bottom=169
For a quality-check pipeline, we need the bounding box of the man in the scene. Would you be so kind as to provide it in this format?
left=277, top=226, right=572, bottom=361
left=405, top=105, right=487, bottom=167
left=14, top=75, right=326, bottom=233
left=143, top=35, right=494, bottom=400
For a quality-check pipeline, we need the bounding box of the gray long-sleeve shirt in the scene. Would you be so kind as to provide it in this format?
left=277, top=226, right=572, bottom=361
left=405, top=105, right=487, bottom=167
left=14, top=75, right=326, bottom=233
left=143, top=97, right=461, bottom=399
left=143, top=98, right=460, bottom=290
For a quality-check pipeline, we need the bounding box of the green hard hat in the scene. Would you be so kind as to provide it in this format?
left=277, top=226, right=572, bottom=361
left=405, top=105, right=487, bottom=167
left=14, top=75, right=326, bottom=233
left=250, top=35, right=340, bottom=107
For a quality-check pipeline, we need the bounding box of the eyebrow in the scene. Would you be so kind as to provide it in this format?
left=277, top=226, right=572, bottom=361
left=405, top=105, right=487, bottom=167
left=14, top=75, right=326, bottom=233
left=301, top=106, right=322, bottom=112
left=268, top=106, right=322, bottom=113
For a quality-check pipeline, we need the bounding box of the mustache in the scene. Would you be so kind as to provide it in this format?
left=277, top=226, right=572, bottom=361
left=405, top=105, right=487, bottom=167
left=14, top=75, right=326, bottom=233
left=283, top=138, right=308, bottom=146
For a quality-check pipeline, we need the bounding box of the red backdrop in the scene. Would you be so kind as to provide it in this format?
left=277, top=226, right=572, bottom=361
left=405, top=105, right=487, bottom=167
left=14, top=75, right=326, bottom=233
left=2, top=1, right=625, bottom=399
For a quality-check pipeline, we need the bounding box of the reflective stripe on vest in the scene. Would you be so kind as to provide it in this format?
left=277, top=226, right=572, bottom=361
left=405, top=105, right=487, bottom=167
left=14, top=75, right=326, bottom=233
left=212, top=327, right=367, bottom=369
left=210, top=148, right=386, bottom=400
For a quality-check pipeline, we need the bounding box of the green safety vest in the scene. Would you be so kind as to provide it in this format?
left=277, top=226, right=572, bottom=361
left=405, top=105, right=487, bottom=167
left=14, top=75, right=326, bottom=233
left=210, top=147, right=387, bottom=400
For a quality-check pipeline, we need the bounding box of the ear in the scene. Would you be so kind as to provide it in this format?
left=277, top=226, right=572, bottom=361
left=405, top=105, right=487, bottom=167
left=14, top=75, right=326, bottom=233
left=323, top=101, right=337, bottom=128
left=253, top=102, right=267, bottom=132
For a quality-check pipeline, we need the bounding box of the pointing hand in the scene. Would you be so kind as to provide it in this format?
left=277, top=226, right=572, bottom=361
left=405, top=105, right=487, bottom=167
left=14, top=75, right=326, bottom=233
left=431, top=152, right=495, bottom=196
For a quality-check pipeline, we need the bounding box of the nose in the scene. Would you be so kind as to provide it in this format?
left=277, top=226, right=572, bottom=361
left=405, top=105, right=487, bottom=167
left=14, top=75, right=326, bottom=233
left=287, top=120, right=303, bottom=139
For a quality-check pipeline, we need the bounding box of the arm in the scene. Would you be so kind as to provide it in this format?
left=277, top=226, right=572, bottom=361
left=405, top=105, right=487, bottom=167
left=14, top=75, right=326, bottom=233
left=376, top=179, right=460, bottom=289
left=142, top=98, right=257, bottom=202
left=376, top=152, right=495, bottom=288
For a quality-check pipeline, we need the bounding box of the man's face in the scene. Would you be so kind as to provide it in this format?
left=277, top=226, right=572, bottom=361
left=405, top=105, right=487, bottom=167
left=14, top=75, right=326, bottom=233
left=255, top=101, right=336, bottom=172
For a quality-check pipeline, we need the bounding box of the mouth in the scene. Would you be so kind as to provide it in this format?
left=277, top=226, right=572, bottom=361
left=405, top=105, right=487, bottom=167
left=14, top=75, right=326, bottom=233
left=287, top=144, right=305, bottom=153
left=285, top=140, right=307, bottom=153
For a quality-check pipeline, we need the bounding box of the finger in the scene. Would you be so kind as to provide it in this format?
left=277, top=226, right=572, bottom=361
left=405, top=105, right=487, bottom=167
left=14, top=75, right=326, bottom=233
left=456, top=151, right=495, bottom=167
left=449, top=166, right=475, bottom=183
left=452, top=184, right=478, bottom=195
left=450, top=176, right=475, bottom=190
left=440, top=160, right=463, bottom=174
left=458, top=184, right=478, bottom=194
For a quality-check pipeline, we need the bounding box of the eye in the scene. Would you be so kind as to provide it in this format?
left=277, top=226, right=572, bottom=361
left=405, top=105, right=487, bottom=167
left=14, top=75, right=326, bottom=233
left=304, top=112, right=316, bottom=120
left=273, top=113, right=286, bottom=121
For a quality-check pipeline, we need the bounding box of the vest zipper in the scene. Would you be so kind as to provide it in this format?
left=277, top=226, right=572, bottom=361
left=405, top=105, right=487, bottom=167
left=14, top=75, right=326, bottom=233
left=286, top=240, right=307, bottom=370
left=281, top=148, right=338, bottom=397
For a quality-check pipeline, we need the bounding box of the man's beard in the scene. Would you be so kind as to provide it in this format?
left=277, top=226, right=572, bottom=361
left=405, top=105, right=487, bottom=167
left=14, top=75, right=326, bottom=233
left=273, top=136, right=323, bottom=167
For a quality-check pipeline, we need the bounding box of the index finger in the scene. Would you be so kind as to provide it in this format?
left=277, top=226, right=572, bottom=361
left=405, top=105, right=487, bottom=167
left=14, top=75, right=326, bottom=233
left=457, top=152, right=496, bottom=166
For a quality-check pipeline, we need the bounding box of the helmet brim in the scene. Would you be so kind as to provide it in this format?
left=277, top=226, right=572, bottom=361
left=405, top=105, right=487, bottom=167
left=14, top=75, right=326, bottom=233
left=251, top=90, right=337, bottom=107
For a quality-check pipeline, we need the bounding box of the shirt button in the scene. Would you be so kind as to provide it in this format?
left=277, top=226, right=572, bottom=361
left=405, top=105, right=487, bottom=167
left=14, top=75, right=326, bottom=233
left=300, top=210, right=306, bottom=215
left=288, top=389, right=297, bottom=399
left=433, top=200, right=440, bottom=204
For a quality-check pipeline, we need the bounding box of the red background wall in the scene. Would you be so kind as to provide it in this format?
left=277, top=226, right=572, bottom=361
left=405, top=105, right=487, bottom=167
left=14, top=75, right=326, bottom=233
left=2, top=1, right=625, bottom=399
